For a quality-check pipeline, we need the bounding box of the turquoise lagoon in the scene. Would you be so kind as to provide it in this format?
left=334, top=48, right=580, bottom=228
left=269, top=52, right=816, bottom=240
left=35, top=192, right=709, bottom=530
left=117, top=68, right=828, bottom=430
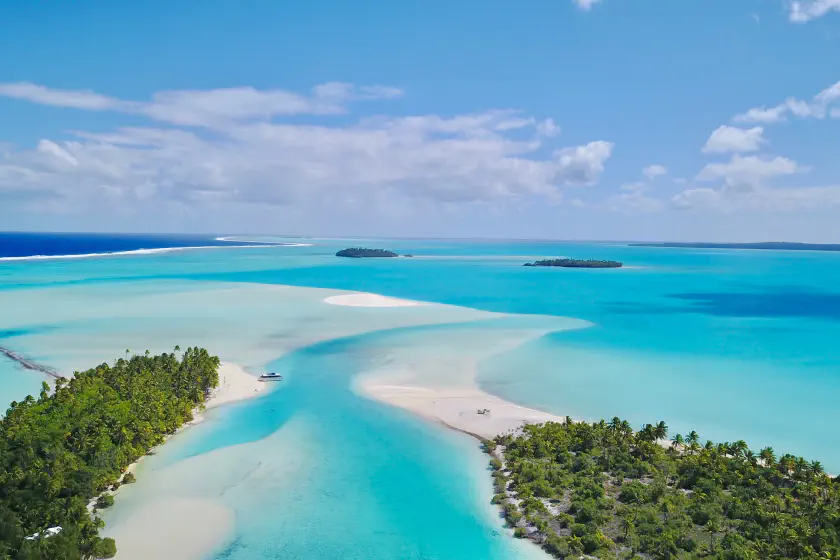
left=2, top=238, right=840, bottom=558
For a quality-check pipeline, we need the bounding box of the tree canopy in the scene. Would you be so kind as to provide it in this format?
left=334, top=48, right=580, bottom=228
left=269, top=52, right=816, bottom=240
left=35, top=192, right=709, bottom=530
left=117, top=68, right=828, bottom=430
left=524, top=259, right=623, bottom=269
left=335, top=247, right=398, bottom=258
left=0, top=348, right=219, bottom=559
left=490, top=417, right=840, bottom=559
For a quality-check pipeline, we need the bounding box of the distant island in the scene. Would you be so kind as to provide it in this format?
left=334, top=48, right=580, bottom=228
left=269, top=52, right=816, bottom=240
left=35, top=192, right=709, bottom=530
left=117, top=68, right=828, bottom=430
left=487, top=417, right=839, bottom=559
left=632, top=242, right=840, bottom=252
left=336, top=247, right=398, bottom=258
left=524, top=258, right=623, bottom=269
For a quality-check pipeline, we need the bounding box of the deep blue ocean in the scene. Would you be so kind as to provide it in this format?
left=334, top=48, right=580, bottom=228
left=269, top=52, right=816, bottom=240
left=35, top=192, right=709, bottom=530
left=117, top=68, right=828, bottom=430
left=0, top=231, right=270, bottom=258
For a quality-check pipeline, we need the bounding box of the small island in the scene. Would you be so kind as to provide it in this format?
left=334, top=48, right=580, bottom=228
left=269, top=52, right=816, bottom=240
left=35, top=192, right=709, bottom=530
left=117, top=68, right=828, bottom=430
left=486, top=418, right=839, bottom=559
left=524, top=258, right=623, bottom=269
left=335, top=247, right=398, bottom=258
left=0, top=347, right=220, bottom=558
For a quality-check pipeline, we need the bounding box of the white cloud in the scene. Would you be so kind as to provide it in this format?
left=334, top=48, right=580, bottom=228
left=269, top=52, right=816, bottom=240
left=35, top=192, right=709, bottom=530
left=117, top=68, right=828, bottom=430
left=733, top=105, right=787, bottom=124
left=789, top=0, right=840, bottom=22
left=0, top=81, right=404, bottom=129
left=554, top=141, right=614, bottom=185
left=572, top=0, right=602, bottom=10
left=642, top=164, right=668, bottom=180
left=36, top=140, right=79, bottom=166
left=0, top=82, right=128, bottom=111
left=536, top=118, right=561, bottom=137
left=671, top=188, right=722, bottom=211
left=673, top=184, right=840, bottom=212
left=697, top=154, right=805, bottom=188
left=702, top=125, right=766, bottom=154
left=608, top=189, right=663, bottom=213
left=733, top=80, right=840, bottom=124
left=0, top=83, right=614, bottom=213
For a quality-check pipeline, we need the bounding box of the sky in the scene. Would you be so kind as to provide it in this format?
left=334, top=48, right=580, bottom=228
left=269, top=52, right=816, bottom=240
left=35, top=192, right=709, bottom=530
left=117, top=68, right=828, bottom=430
left=1, top=0, right=840, bottom=241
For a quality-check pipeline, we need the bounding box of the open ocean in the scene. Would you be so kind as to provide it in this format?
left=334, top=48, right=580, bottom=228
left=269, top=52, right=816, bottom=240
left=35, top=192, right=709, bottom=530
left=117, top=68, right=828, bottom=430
left=2, top=232, right=840, bottom=559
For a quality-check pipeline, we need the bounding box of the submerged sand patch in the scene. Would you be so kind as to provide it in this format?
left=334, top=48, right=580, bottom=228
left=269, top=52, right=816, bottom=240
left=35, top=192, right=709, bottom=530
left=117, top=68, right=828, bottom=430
left=109, top=498, right=234, bottom=560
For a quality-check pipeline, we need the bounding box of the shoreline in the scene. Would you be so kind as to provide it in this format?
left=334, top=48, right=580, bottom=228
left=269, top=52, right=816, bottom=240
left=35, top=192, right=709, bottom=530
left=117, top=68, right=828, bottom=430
left=93, top=362, right=266, bottom=515
left=360, top=382, right=565, bottom=441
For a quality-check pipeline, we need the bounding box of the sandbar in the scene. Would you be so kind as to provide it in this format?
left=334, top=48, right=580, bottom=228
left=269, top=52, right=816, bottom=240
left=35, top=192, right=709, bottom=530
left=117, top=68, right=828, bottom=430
left=323, top=292, right=426, bottom=307
left=206, top=362, right=266, bottom=409
left=361, top=382, right=563, bottom=440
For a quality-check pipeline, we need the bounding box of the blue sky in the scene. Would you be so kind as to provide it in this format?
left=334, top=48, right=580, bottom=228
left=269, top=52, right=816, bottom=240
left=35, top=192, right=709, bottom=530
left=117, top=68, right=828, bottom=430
left=1, top=0, right=839, bottom=241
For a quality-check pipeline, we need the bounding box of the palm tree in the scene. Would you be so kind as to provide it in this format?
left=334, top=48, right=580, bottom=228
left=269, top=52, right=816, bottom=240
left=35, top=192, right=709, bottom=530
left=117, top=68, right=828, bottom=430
left=608, top=416, right=622, bottom=437
left=621, top=420, right=633, bottom=439
left=732, top=440, right=749, bottom=458
left=638, top=424, right=655, bottom=443
left=810, top=461, right=825, bottom=477
left=706, top=518, right=721, bottom=551
left=760, top=447, right=776, bottom=468
left=671, top=433, right=684, bottom=451
left=653, top=421, right=668, bottom=441
left=779, top=454, right=795, bottom=476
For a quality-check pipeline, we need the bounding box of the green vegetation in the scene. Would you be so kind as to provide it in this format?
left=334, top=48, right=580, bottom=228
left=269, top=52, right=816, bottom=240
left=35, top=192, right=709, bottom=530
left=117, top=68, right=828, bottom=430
left=524, top=259, right=623, bottom=268
left=335, top=247, right=398, bottom=258
left=0, top=347, right=219, bottom=559
left=489, top=418, right=840, bottom=559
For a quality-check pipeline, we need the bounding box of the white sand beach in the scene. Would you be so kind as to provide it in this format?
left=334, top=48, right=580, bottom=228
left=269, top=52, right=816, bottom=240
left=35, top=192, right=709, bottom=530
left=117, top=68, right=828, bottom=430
left=352, top=321, right=587, bottom=441
left=206, top=362, right=266, bottom=409
left=323, top=292, right=426, bottom=307
left=361, top=382, right=563, bottom=440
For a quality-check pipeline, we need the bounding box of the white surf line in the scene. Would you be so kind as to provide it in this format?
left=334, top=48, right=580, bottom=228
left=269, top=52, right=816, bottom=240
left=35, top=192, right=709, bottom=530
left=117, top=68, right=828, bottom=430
left=0, top=243, right=307, bottom=262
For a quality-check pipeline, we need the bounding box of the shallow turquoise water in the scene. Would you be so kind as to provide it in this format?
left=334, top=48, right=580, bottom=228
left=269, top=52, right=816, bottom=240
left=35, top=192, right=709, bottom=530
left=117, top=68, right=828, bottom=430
left=3, top=238, right=840, bottom=557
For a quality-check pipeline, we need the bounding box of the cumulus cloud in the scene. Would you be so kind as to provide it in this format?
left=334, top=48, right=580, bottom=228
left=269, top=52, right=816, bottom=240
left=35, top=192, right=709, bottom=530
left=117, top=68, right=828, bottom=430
left=554, top=141, right=614, bottom=185
left=733, top=80, right=840, bottom=124
left=789, top=0, right=840, bottom=22
left=642, top=164, right=668, bottom=180
left=702, top=125, right=766, bottom=154
left=0, top=83, right=614, bottom=214
left=697, top=154, right=805, bottom=189
left=674, top=152, right=824, bottom=213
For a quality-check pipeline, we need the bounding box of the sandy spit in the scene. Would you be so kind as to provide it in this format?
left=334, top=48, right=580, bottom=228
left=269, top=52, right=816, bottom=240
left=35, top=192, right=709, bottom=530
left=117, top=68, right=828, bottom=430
left=323, top=292, right=426, bottom=308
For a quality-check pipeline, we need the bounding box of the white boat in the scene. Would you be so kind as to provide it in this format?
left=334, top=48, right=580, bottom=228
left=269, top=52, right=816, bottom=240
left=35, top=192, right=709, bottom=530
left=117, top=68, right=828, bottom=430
left=258, top=372, right=283, bottom=382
